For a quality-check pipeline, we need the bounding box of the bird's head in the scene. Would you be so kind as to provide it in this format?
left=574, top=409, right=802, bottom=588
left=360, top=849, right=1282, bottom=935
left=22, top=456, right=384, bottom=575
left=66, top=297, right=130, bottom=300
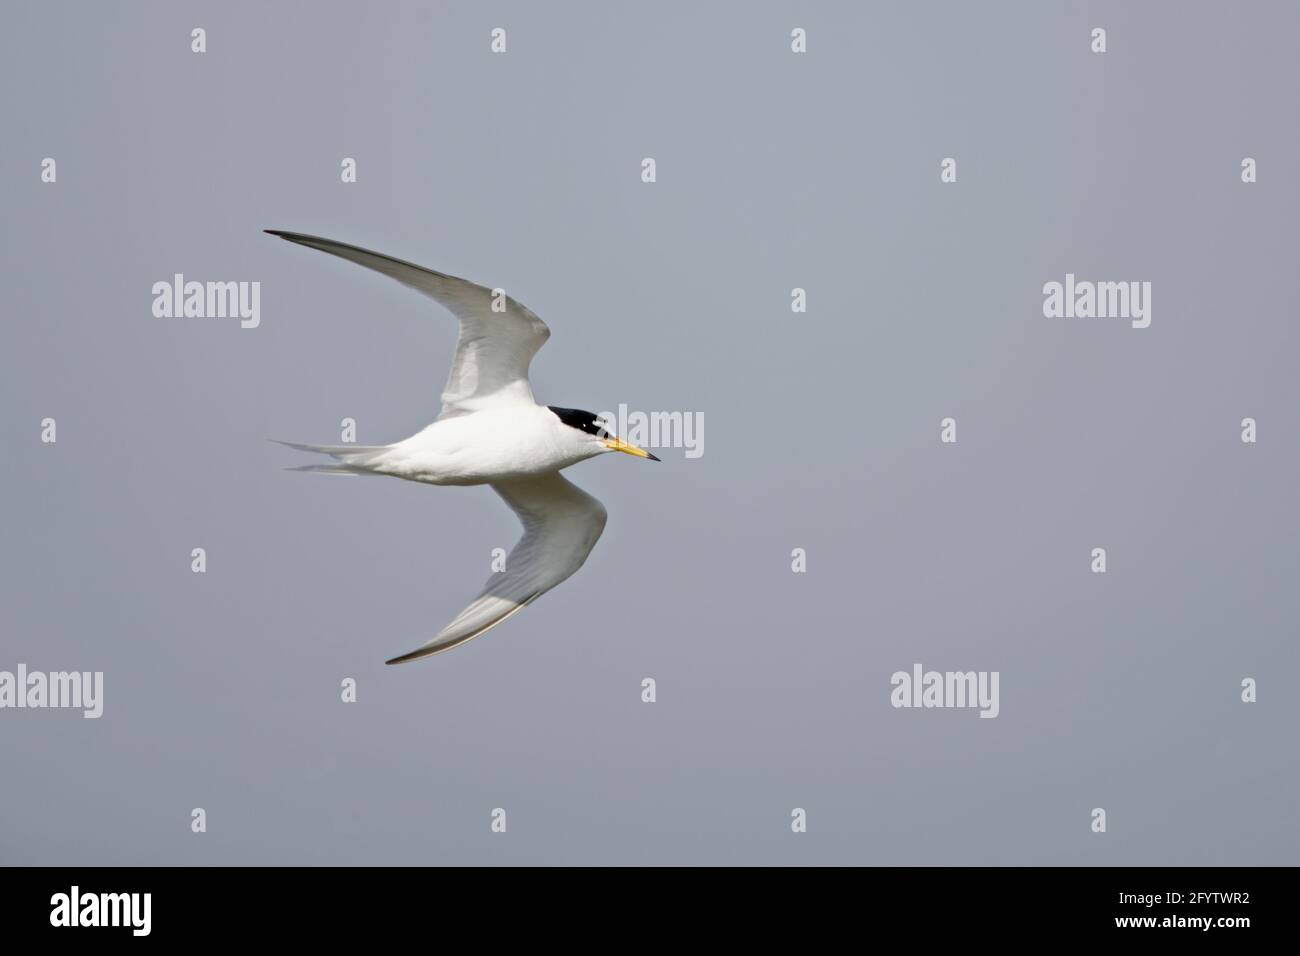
left=548, top=406, right=660, bottom=461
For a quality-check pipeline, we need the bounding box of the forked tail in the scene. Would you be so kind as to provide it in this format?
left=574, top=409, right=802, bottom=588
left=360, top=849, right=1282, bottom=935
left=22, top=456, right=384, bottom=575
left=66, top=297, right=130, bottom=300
left=270, top=439, right=390, bottom=476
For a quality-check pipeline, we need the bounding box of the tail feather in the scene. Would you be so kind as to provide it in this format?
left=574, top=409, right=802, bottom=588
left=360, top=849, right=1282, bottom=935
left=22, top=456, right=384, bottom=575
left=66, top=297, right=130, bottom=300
left=270, top=439, right=388, bottom=457
left=283, top=464, right=373, bottom=477
left=270, top=438, right=390, bottom=474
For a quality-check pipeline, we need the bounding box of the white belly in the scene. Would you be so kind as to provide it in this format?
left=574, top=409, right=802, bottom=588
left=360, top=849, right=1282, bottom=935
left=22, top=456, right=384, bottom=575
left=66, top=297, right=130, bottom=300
left=374, top=406, right=583, bottom=485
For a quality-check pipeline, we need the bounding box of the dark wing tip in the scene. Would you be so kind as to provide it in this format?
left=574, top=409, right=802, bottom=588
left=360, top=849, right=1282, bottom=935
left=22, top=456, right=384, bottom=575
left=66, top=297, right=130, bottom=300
left=264, top=229, right=321, bottom=245
left=385, top=594, right=543, bottom=665
left=384, top=641, right=459, bottom=665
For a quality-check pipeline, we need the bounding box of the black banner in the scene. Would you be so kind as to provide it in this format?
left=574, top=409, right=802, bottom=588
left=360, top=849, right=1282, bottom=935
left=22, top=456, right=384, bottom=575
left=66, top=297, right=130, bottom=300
left=0, top=867, right=1277, bottom=941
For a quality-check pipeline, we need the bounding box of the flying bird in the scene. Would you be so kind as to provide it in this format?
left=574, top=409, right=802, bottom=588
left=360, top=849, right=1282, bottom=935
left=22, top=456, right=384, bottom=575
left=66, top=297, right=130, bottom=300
left=265, top=230, right=658, bottom=664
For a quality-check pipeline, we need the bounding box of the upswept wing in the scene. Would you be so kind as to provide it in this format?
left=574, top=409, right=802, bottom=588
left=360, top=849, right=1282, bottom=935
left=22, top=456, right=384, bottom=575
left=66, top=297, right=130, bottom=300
left=266, top=230, right=550, bottom=418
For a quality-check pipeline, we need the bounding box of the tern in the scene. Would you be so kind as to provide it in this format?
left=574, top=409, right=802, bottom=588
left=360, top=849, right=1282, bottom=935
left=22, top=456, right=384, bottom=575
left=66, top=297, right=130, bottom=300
left=265, top=230, right=658, bottom=664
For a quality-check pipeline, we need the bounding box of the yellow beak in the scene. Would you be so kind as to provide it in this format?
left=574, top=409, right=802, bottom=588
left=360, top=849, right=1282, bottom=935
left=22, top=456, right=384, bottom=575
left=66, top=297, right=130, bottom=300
left=604, top=437, right=660, bottom=461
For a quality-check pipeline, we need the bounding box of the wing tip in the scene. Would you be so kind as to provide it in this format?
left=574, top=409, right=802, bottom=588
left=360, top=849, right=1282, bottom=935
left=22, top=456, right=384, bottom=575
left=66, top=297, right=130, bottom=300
left=382, top=636, right=471, bottom=666
left=384, top=593, right=543, bottom=665
left=384, top=637, right=463, bottom=665
left=384, top=650, right=429, bottom=666
left=264, top=228, right=307, bottom=243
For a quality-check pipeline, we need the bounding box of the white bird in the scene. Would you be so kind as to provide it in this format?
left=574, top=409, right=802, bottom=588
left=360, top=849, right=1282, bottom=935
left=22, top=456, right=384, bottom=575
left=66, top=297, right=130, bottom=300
left=266, top=230, right=658, bottom=664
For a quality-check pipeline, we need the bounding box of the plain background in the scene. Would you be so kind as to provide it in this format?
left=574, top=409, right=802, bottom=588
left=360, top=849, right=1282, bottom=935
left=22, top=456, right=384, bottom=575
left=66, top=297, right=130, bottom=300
left=2, top=1, right=1297, bottom=865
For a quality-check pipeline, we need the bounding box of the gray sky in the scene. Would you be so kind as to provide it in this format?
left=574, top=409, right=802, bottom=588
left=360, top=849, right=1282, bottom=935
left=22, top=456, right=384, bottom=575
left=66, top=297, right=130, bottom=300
left=1, top=1, right=1297, bottom=865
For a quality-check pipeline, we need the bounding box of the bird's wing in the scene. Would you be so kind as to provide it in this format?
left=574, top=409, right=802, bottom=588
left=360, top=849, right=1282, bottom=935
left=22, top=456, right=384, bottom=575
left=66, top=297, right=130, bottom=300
left=386, top=472, right=608, bottom=664
left=265, top=230, right=550, bottom=418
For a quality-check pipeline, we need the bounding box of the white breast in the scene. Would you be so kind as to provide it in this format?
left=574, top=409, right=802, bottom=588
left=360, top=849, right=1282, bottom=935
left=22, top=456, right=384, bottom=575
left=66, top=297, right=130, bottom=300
left=376, top=406, right=592, bottom=485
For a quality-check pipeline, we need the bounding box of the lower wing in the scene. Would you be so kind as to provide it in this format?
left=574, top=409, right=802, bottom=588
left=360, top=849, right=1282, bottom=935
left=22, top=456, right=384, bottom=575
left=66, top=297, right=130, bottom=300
left=386, top=472, right=608, bottom=664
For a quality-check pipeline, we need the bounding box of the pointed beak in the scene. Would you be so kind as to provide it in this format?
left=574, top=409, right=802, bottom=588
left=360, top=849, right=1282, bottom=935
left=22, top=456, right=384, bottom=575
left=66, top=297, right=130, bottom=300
left=604, top=436, right=660, bottom=461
